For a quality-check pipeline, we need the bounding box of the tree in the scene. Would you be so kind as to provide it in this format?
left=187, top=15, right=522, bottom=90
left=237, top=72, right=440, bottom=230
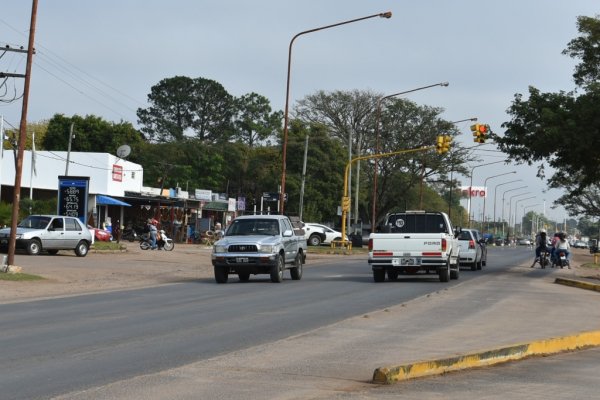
left=233, top=93, right=282, bottom=147
left=492, top=15, right=600, bottom=215
left=137, top=76, right=235, bottom=143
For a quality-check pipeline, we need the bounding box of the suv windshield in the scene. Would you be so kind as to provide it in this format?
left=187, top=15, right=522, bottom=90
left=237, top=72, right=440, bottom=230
left=226, top=219, right=280, bottom=236
left=17, top=216, right=52, bottom=229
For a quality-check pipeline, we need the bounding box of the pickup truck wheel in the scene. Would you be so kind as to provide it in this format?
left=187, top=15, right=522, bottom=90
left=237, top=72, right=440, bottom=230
left=290, top=253, right=303, bottom=280
left=439, top=261, right=450, bottom=282
left=387, top=270, right=399, bottom=281
left=214, top=266, right=229, bottom=283
left=373, top=269, right=386, bottom=282
left=450, top=263, right=460, bottom=280
left=270, top=255, right=284, bottom=283
left=238, top=272, right=250, bottom=282
left=308, top=234, right=322, bottom=246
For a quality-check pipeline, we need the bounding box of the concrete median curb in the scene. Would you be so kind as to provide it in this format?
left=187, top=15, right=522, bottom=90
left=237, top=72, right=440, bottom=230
left=372, top=330, right=600, bottom=384
left=555, top=277, right=600, bottom=292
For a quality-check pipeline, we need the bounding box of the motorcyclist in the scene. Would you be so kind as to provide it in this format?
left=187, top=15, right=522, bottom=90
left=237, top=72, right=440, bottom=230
left=553, top=232, right=571, bottom=268
left=148, top=219, right=158, bottom=250
left=531, top=228, right=549, bottom=268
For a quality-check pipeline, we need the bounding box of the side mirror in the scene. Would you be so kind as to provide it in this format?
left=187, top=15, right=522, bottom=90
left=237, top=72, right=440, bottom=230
left=283, top=229, right=293, bottom=237
left=454, top=226, right=462, bottom=237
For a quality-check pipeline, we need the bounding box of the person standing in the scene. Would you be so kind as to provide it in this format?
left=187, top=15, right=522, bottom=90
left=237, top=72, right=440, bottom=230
left=148, top=219, right=158, bottom=250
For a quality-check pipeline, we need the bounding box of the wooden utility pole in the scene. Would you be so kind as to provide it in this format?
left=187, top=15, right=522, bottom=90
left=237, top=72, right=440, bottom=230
left=7, top=0, right=39, bottom=267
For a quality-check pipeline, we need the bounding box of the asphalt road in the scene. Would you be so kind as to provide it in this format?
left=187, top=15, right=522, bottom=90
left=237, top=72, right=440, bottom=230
left=1, top=247, right=529, bottom=400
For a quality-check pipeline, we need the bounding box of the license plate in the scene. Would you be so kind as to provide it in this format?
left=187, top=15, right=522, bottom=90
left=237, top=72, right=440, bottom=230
left=392, top=257, right=418, bottom=266
left=236, top=257, right=249, bottom=263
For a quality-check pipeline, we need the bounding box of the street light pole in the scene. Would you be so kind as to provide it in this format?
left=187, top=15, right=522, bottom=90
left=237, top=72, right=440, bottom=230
left=493, top=179, right=522, bottom=235
left=446, top=117, right=477, bottom=219
left=481, top=171, right=516, bottom=233
left=371, top=81, right=450, bottom=231
left=280, top=11, right=392, bottom=214
left=501, top=186, right=528, bottom=238
left=522, top=203, right=541, bottom=236
left=513, top=196, right=536, bottom=236
left=508, top=193, right=533, bottom=241
left=467, top=160, right=505, bottom=227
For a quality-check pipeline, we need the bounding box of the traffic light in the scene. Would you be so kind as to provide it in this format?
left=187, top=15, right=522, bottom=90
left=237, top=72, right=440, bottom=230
left=341, top=196, right=350, bottom=212
left=436, top=135, right=451, bottom=154
left=471, top=124, right=489, bottom=143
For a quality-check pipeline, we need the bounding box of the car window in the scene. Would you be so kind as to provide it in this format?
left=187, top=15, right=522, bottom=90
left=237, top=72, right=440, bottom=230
left=18, top=216, right=51, bottom=229
left=458, top=231, right=473, bottom=241
left=282, top=218, right=293, bottom=234
left=386, top=214, right=448, bottom=234
left=50, top=218, right=64, bottom=231
left=65, top=218, right=82, bottom=232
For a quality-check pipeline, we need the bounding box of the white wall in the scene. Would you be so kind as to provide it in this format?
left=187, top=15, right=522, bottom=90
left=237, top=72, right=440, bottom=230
left=0, top=150, right=144, bottom=196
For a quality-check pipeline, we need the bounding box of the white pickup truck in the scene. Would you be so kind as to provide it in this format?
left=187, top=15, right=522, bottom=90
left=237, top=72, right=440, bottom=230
left=368, top=211, right=461, bottom=282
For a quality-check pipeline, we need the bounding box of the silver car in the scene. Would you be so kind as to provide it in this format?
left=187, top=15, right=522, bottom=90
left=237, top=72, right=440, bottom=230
left=0, top=215, right=93, bottom=256
left=457, top=228, right=487, bottom=270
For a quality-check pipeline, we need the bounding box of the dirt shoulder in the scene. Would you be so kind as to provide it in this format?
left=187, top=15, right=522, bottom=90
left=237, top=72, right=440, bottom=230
left=0, top=245, right=597, bottom=304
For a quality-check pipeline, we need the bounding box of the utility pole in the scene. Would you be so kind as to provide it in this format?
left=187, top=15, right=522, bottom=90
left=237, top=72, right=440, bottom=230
left=6, top=0, right=39, bottom=268
left=298, top=134, right=309, bottom=221
left=65, top=123, right=74, bottom=175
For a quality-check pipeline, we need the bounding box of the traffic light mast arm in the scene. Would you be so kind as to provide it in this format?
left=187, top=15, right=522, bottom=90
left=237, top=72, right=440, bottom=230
left=340, top=145, right=435, bottom=245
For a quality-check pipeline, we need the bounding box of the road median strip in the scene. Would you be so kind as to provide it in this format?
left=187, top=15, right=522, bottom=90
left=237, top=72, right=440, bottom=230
left=555, top=277, right=600, bottom=292
left=372, top=330, right=600, bottom=384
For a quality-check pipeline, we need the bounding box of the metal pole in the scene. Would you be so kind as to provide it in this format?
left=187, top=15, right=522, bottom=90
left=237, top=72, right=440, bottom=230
left=7, top=0, right=38, bottom=267
left=0, top=115, right=4, bottom=202
left=298, top=134, right=309, bottom=220
left=493, top=180, right=522, bottom=235
left=468, top=161, right=504, bottom=227
left=280, top=11, right=392, bottom=214
left=65, top=123, right=74, bottom=175
left=481, top=171, right=516, bottom=233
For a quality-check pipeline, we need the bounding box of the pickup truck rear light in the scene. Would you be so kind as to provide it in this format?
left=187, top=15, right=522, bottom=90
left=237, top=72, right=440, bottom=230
left=469, top=240, right=475, bottom=249
left=368, top=238, right=373, bottom=251
left=441, top=238, right=447, bottom=252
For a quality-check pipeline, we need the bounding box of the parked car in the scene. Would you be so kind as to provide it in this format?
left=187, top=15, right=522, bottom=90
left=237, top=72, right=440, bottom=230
left=87, top=225, right=112, bottom=242
left=301, top=223, right=327, bottom=246
left=573, top=240, right=589, bottom=249
left=304, top=223, right=347, bottom=245
left=517, top=238, right=532, bottom=246
left=0, top=215, right=93, bottom=256
left=457, top=228, right=487, bottom=270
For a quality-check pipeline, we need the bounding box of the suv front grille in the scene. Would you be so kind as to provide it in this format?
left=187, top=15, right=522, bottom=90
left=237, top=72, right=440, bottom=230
left=228, top=244, right=258, bottom=253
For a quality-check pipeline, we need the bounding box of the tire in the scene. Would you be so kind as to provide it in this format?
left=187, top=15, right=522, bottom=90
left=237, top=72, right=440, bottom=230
left=387, top=269, right=399, bottom=281
left=476, top=259, right=483, bottom=270
left=238, top=272, right=250, bottom=282
left=308, top=234, right=322, bottom=246
left=140, top=241, right=150, bottom=250
left=214, top=266, right=229, bottom=283
left=26, top=239, right=42, bottom=256
left=46, top=249, right=59, bottom=255
left=470, top=261, right=477, bottom=271
left=163, top=240, right=174, bottom=251
left=439, top=260, right=450, bottom=282
left=270, top=254, right=284, bottom=283
left=75, top=241, right=89, bottom=257
left=290, top=253, right=303, bottom=280
left=450, top=263, right=460, bottom=280
left=373, top=268, right=386, bottom=282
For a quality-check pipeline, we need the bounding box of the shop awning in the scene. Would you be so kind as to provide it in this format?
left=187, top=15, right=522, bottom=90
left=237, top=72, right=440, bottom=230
left=96, top=195, right=131, bottom=207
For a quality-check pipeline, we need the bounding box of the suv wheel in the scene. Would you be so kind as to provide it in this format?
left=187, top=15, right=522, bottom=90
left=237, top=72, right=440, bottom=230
left=270, top=254, right=284, bottom=283
left=290, top=253, right=303, bottom=280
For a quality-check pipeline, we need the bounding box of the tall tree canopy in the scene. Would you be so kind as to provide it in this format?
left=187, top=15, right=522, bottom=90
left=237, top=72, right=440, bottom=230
left=233, top=92, right=282, bottom=147
left=493, top=15, right=600, bottom=217
left=137, top=76, right=235, bottom=143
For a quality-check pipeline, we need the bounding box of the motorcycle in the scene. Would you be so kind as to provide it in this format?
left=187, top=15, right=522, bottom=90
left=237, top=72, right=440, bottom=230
left=552, top=250, right=570, bottom=269
left=139, top=229, right=174, bottom=251
left=121, top=227, right=139, bottom=242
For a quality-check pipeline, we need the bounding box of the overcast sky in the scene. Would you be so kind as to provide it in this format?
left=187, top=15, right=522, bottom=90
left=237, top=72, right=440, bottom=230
left=1, top=0, right=598, bottom=223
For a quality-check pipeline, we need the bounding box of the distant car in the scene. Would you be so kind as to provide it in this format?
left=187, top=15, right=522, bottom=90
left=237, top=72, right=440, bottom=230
left=0, top=215, right=93, bottom=256
left=457, top=228, right=487, bottom=270
left=518, top=238, right=532, bottom=246
left=87, top=225, right=112, bottom=242
left=304, top=223, right=347, bottom=245
left=573, top=240, right=589, bottom=249
left=300, top=223, right=327, bottom=246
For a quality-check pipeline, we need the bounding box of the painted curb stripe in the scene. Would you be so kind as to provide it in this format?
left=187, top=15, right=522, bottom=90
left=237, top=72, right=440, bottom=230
left=555, top=277, right=600, bottom=293
left=372, top=330, right=600, bottom=384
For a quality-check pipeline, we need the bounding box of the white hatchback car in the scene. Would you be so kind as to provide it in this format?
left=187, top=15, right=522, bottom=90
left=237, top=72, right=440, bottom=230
left=0, top=215, right=93, bottom=256
left=457, top=228, right=487, bottom=270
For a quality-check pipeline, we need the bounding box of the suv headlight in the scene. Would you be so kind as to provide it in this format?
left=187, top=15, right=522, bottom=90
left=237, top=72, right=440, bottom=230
left=213, top=245, right=227, bottom=253
left=260, top=245, right=274, bottom=253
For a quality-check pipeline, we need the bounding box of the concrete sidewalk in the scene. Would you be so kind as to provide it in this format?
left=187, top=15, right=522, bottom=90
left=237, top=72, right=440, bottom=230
left=55, top=261, right=600, bottom=400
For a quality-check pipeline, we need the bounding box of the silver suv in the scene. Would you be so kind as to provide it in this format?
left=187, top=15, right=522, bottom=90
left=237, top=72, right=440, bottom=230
left=0, top=215, right=93, bottom=256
